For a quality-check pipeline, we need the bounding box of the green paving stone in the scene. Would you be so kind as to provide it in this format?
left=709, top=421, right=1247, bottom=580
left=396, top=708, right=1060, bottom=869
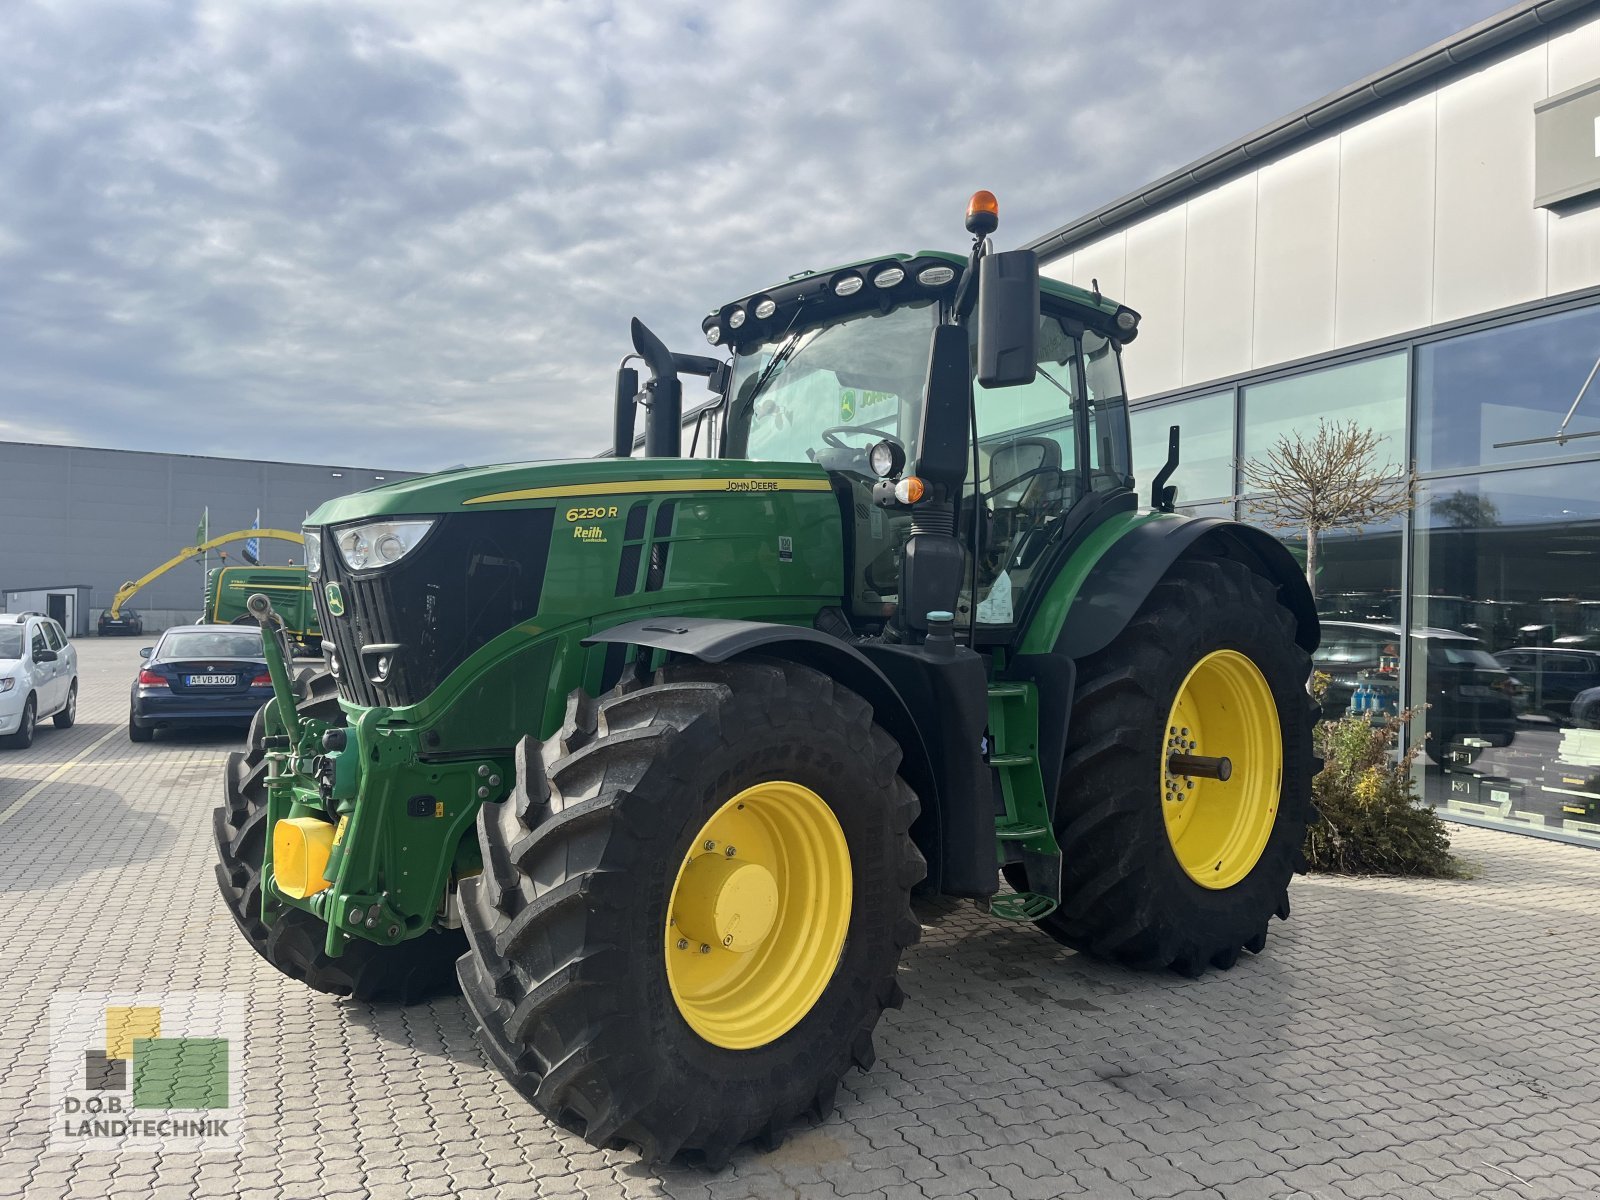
left=131, top=1037, right=229, bottom=1110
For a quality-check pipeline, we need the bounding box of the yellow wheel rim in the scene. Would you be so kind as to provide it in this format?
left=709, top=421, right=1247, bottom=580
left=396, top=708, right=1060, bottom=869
left=1162, top=649, right=1282, bottom=890
left=665, top=781, right=852, bottom=1050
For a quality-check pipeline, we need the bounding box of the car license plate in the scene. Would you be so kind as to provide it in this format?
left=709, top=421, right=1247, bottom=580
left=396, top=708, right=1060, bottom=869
left=187, top=674, right=236, bottom=686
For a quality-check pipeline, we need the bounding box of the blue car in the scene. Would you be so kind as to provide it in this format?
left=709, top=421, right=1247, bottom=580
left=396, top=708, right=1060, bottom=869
left=129, top=624, right=275, bottom=742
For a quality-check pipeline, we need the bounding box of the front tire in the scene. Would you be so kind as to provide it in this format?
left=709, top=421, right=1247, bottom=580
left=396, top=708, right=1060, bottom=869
left=212, top=693, right=465, bottom=1002
left=2, top=696, right=35, bottom=749
left=1034, top=555, right=1317, bottom=977
left=457, top=658, right=923, bottom=1166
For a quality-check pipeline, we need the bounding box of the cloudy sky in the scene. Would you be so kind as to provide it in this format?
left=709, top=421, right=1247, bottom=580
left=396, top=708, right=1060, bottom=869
left=1, top=0, right=1511, bottom=471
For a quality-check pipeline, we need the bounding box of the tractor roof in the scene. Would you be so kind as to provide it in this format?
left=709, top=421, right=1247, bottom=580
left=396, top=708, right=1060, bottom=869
left=704, top=250, right=1138, bottom=352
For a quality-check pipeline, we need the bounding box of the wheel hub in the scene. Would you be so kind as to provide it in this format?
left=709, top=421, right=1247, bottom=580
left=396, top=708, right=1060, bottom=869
left=664, top=780, right=852, bottom=1050
left=673, top=854, right=780, bottom=952
left=1161, top=649, right=1282, bottom=889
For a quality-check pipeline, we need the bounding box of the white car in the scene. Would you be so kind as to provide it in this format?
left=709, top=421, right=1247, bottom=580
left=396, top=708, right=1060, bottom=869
left=0, top=613, right=79, bottom=749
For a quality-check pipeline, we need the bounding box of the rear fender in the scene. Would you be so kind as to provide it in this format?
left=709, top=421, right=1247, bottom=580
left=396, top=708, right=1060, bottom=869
left=583, top=617, right=975, bottom=896
left=1044, top=516, right=1319, bottom=661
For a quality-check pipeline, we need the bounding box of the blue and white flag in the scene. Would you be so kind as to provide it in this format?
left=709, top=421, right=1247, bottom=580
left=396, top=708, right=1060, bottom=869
left=244, top=509, right=261, bottom=565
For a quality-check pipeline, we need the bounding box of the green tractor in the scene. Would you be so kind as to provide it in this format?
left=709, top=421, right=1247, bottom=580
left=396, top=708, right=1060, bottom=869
left=214, top=193, right=1318, bottom=1166
left=205, top=564, right=322, bottom=657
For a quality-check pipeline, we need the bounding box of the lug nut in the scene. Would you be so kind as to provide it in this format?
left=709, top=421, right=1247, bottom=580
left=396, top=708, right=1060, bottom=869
left=703, top=840, right=716, bottom=851
left=699, top=944, right=711, bottom=954
left=349, top=906, right=365, bottom=923
left=677, top=938, right=688, bottom=950
left=724, top=846, right=736, bottom=857
left=364, top=916, right=378, bottom=928
left=477, top=764, right=490, bottom=777
left=488, top=775, right=501, bottom=787
left=477, top=786, right=490, bottom=799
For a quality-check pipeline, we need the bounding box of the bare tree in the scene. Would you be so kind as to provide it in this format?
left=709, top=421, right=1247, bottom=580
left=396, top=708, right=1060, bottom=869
left=1240, top=419, right=1416, bottom=598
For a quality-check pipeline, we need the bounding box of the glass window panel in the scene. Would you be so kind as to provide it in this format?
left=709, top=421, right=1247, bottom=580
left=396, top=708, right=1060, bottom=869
left=1416, top=303, right=1600, bottom=472
left=1129, top=391, right=1234, bottom=504
left=1408, top=460, right=1600, bottom=847
left=1242, top=353, right=1406, bottom=464
left=1239, top=499, right=1404, bottom=625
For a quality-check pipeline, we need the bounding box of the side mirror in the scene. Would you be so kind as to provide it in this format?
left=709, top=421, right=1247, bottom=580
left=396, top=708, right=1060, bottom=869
left=976, top=249, right=1039, bottom=388
left=35, top=648, right=57, bottom=663
left=138, top=646, right=153, bottom=658
left=913, top=324, right=972, bottom=493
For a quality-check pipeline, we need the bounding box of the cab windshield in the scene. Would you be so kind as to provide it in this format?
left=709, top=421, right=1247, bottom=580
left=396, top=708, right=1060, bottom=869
left=722, top=301, right=935, bottom=471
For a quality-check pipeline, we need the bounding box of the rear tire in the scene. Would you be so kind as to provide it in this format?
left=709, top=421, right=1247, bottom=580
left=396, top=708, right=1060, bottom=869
left=127, top=710, right=153, bottom=743
left=457, top=657, right=923, bottom=1166
left=54, top=681, right=77, bottom=728
left=212, top=693, right=465, bottom=1002
left=1031, top=555, right=1317, bottom=977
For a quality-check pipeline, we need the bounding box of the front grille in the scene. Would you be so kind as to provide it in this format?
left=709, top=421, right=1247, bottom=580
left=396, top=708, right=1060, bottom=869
left=313, top=509, right=555, bottom=708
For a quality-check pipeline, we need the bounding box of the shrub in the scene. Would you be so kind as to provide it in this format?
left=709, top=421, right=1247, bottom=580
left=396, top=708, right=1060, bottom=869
left=1303, top=698, right=1466, bottom=878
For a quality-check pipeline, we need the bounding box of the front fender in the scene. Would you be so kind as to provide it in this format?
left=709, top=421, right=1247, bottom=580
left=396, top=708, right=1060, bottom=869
left=582, top=617, right=972, bottom=896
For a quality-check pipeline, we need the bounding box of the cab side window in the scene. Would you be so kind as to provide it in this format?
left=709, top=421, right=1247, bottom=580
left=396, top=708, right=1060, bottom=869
left=44, top=622, right=65, bottom=651
left=31, top=626, right=50, bottom=659
left=969, top=316, right=1082, bottom=629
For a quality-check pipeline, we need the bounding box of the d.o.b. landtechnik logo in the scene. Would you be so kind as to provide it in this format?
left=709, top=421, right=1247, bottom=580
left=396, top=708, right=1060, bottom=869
left=49, top=992, right=244, bottom=1152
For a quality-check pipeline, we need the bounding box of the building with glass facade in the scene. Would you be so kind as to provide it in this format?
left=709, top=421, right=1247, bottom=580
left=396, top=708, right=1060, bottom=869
left=1027, top=0, right=1600, bottom=848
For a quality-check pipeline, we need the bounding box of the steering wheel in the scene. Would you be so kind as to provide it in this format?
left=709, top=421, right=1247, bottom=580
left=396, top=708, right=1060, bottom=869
left=821, top=424, right=900, bottom=450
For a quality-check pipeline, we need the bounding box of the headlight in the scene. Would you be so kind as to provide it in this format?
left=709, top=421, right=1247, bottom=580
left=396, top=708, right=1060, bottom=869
left=302, top=528, right=322, bottom=576
left=335, top=520, right=435, bottom=571
left=0, top=678, right=13, bottom=693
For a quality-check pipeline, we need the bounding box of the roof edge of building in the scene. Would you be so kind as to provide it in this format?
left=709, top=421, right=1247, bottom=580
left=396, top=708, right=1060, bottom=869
left=1023, top=0, right=1600, bottom=262
left=0, top=438, right=417, bottom=477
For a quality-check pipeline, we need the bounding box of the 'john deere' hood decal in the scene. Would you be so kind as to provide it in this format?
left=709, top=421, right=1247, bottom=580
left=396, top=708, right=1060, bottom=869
left=324, top=583, right=345, bottom=617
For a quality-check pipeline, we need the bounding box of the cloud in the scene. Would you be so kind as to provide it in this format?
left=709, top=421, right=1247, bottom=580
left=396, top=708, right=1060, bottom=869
left=0, top=0, right=1508, bottom=470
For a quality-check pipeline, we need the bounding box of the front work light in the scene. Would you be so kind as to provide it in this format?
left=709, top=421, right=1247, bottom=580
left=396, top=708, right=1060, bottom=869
left=917, top=265, right=955, bottom=287
left=754, top=297, right=777, bottom=319
left=869, top=439, right=906, bottom=479
left=833, top=273, right=864, bottom=297
left=872, top=266, right=905, bottom=289
left=336, top=519, right=435, bottom=571
left=728, top=306, right=747, bottom=330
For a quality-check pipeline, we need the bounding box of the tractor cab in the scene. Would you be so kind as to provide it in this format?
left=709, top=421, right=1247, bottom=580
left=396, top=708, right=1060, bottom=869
left=621, top=193, right=1143, bottom=648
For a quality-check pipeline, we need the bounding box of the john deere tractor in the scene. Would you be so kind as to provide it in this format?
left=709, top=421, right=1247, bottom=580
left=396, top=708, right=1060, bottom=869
left=215, top=192, right=1318, bottom=1166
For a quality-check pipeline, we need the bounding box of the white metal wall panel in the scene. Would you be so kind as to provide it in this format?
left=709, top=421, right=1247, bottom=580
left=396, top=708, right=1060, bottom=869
left=1434, top=47, right=1549, bottom=323
left=1040, top=250, right=1075, bottom=291
left=1120, top=209, right=1187, bottom=397
left=1548, top=13, right=1600, bottom=296
left=1182, top=174, right=1257, bottom=384
left=1335, top=91, right=1437, bottom=348
left=1066, top=232, right=1129, bottom=305
left=1252, top=136, right=1340, bottom=367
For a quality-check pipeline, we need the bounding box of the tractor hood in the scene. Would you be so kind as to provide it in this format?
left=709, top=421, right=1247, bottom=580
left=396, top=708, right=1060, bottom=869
left=306, top=456, right=833, bottom=526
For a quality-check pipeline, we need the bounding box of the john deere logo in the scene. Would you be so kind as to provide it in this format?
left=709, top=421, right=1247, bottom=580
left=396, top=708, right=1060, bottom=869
left=324, top=583, right=345, bottom=616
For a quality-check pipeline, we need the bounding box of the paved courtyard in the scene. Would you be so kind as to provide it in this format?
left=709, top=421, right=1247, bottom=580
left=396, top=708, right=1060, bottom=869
left=3, top=637, right=1599, bottom=1200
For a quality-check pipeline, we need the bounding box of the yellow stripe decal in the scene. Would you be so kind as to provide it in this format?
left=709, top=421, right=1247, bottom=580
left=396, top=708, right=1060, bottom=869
left=464, top=477, right=832, bottom=505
